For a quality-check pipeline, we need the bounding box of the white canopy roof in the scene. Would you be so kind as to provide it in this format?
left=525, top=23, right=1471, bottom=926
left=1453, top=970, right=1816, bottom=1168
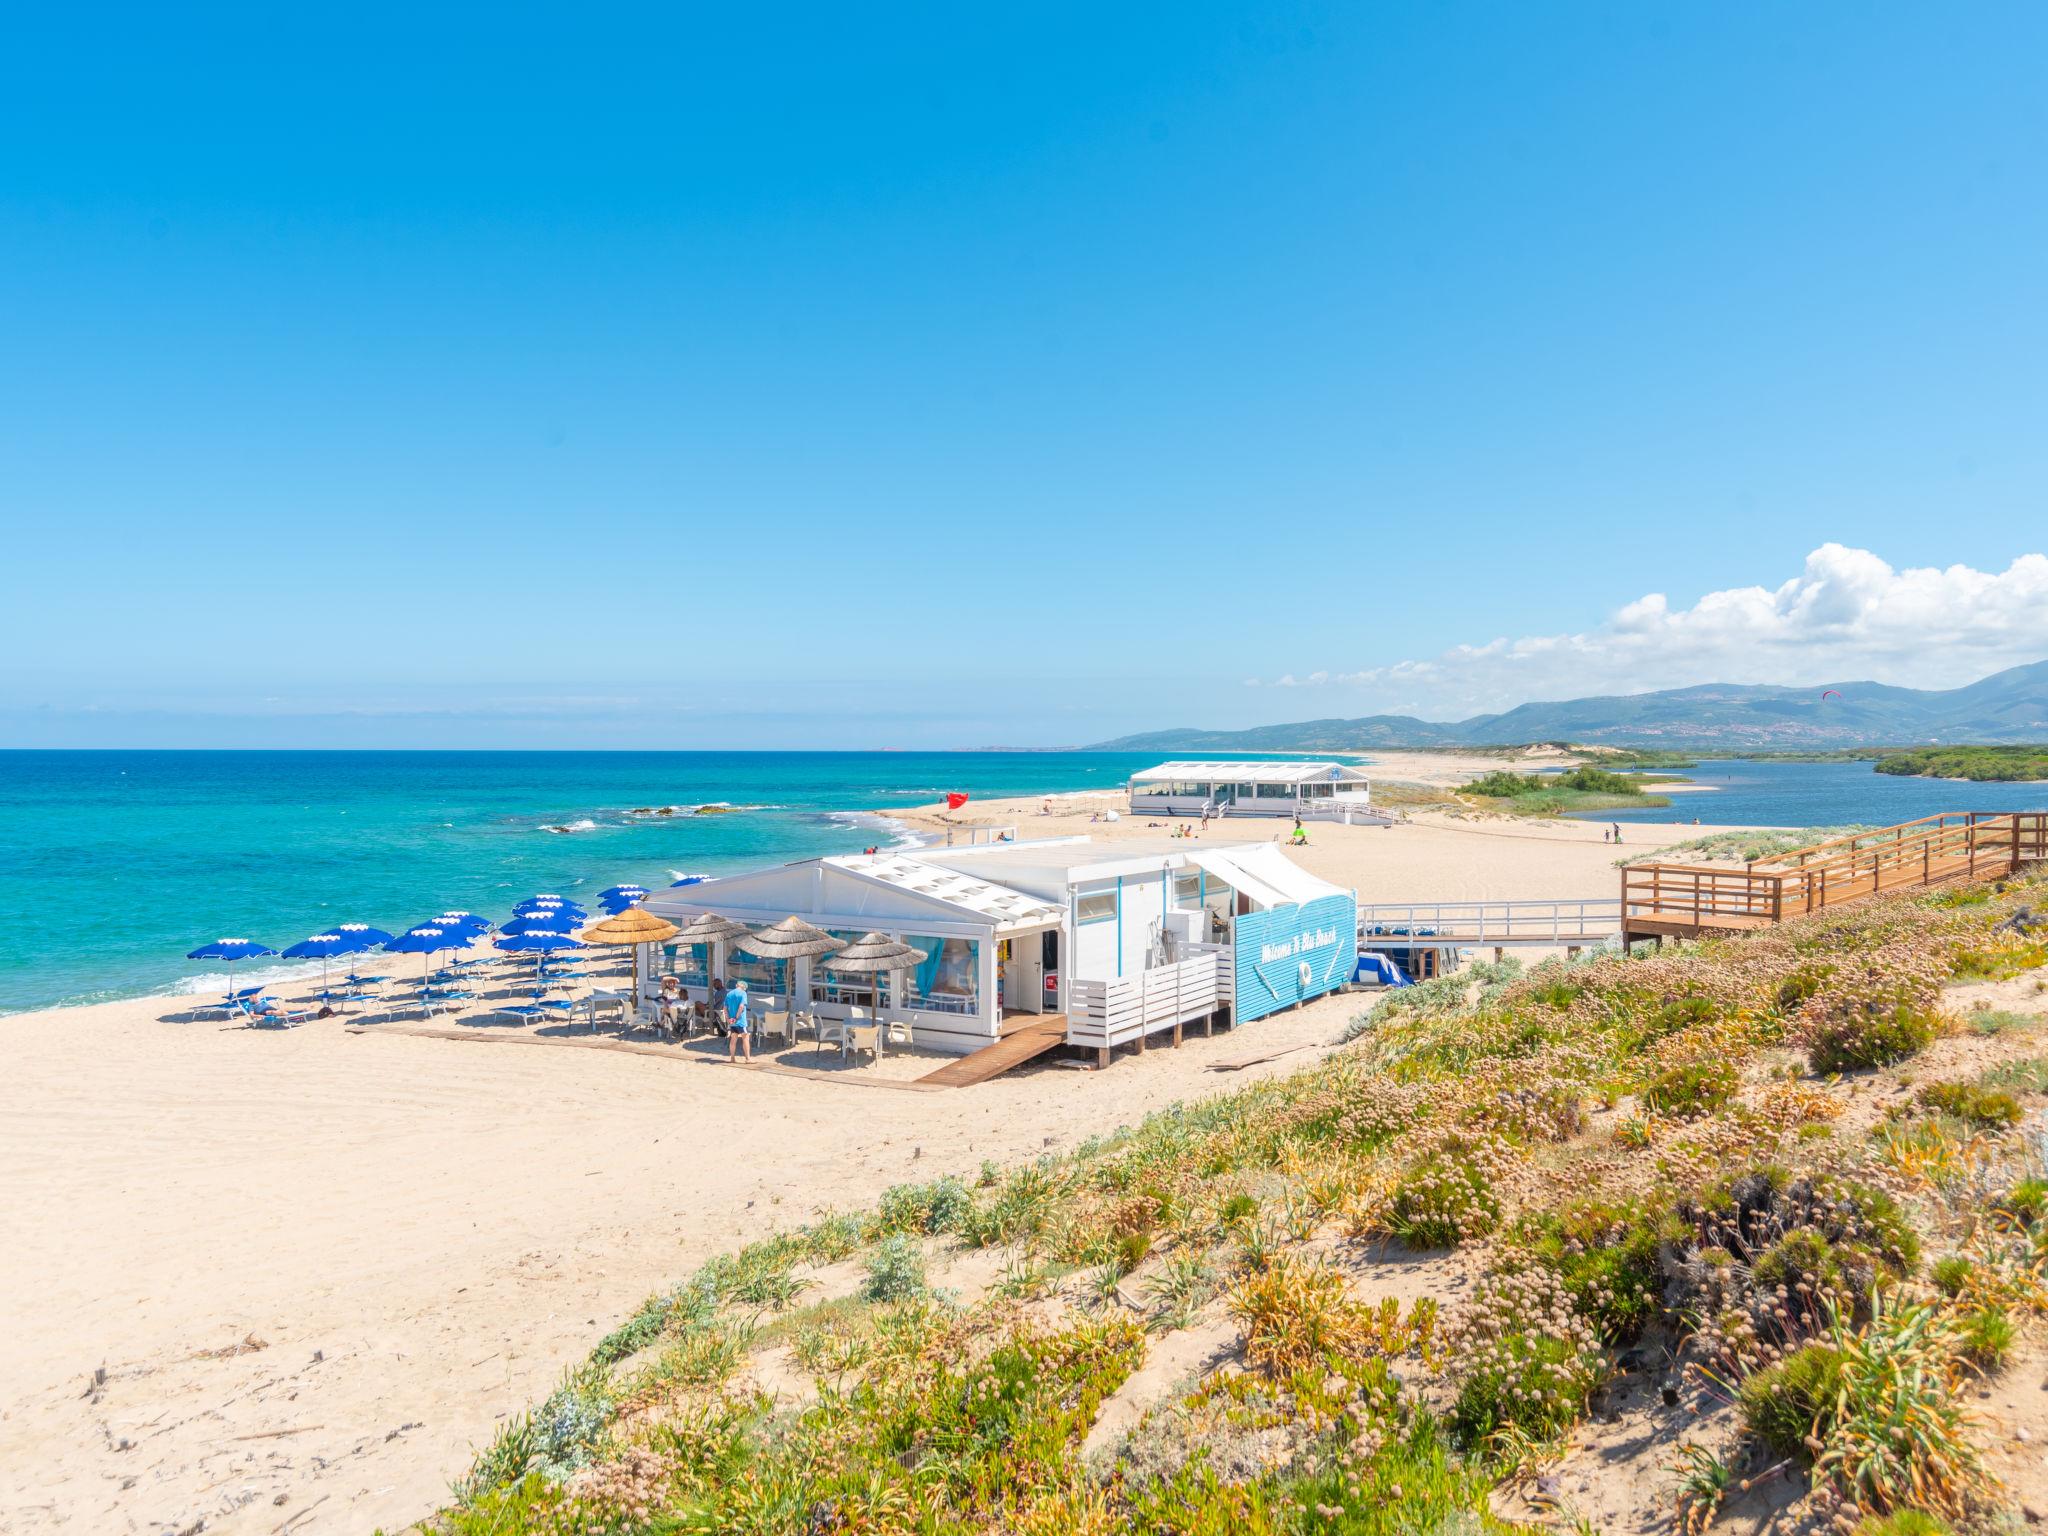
left=1132, top=759, right=1371, bottom=785
left=1186, top=844, right=1346, bottom=909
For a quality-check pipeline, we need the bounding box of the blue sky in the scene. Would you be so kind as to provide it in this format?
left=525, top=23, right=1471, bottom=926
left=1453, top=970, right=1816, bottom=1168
left=3, top=3, right=2046, bottom=747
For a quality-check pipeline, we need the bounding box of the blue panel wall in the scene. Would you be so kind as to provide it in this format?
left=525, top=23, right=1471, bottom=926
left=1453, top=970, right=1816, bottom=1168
left=1232, top=894, right=1359, bottom=1023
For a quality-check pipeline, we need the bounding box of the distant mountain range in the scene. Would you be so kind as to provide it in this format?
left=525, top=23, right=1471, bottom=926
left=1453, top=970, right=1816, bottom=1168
left=1093, top=659, right=2048, bottom=752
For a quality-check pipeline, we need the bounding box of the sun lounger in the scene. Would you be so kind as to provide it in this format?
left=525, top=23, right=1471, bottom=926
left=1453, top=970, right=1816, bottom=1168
left=490, top=1002, right=547, bottom=1024
left=247, top=998, right=317, bottom=1027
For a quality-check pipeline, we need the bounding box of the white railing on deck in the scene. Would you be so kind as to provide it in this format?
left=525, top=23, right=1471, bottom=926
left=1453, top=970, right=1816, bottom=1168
left=1067, top=951, right=1226, bottom=1051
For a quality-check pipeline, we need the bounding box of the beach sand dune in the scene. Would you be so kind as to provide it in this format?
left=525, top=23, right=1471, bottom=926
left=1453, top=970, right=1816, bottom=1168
left=0, top=806, right=1727, bottom=1533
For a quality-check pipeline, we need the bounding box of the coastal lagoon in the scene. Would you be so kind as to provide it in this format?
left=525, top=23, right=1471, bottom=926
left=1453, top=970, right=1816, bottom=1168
left=0, top=750, right=1165, bottom=1013
left=1599, top=755, right=2048, bottom=827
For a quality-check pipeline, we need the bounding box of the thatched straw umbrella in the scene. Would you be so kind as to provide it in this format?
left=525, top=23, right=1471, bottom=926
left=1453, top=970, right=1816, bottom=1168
left=734, top=916, right=845, bottom=1020
left=672, top=912, right=750, bottom=1004
left=822, top=932, right=928, bottom=1059
left=580, top=908, right=681, bottom=1023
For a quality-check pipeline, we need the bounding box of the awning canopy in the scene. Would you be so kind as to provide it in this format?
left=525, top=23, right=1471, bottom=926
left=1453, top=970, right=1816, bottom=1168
left=1186, top=844, right=1345, bottom=909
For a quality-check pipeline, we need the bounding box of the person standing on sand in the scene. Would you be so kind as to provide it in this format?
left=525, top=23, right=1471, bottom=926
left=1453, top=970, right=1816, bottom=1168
left=724, top=978, right=750, bottom=1062
left=1612, top=823, right=1623, bottom=845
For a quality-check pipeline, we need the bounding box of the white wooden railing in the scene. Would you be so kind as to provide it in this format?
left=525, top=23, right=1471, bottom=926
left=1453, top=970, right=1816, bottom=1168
left=1067, top=950, right=1227, bottom=1053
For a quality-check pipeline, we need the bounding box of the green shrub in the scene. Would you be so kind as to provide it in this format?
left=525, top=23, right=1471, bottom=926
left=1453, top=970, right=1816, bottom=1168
left=1519, top=1198, right=1681, bottom=1342
left=1390, top=1155, right=1499, bottom=1248
left=1461, top=770, right=1545, bottom=798
left=1852, top=1513, right=1953, bottom=1536
left=1739, top=1341, right=1845, bottom=1457
left=1995, top=1177, right=2048, bottom=1227
left=875, top=1173, right=974, bottom=1235
left=1640, top=1058, right=1738, bottom=1117
left=1449, top=1327, right=1600, bottom=1445
left=1956, top=1302, right=2016, bottom=1369
left=1981, top=1055, right=2048, bottom=1093
left=1829, top=1180, right=1921, bottom=1276
left=1806, top=999, right=1941, bottom=1073
left=1929, top=1255, right=1974, bottom=1297
left=861, top=1234, right=928, bottom=1302
left=1914, top=1080, right=2022, bottom=1129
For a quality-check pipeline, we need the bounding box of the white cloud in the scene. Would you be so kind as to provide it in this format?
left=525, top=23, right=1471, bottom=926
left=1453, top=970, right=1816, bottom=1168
left=1265, top=544, right=2048, bottom=717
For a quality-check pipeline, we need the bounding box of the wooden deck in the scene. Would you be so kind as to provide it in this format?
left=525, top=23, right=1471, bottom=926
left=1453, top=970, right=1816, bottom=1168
left=916, top=1016, right=1068, bottom=1088
left=1622, top=810, right=2047, bottom=943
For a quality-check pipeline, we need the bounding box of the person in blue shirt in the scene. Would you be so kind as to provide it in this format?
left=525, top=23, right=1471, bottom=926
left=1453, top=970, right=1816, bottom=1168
left=724, top=979, right=750, bottom=1062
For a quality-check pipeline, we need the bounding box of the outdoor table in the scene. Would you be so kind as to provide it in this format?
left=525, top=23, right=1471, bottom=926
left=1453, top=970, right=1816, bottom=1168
left=583, top=988, right=629, bottom=1033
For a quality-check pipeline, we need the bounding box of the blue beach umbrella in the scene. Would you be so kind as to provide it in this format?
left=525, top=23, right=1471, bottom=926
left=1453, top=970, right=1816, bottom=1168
left=500, top=913, right=575, bottom=936
left=514, top=896, right=586, bottom=915
left=282, top=931, right=375, bottom=998
left=496, top=931, right=585, bottom=953
left=333, top=923, right=394, bottom=946
left=386, top=924, right=474, bottom=986
left=186, top=937, right=278, bottom=1001
left=432, top=912, right=494, bottom=934
left=597, top=885, right=648, bottom=901
left=598, top=893, right=645, bottom=915
left=497, top=928, right=586, bottom=987
left=669, top=874, right=706, bottom=888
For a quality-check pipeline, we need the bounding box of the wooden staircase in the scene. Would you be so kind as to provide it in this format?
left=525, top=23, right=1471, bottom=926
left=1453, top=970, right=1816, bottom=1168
left=915, top=1016, right=1067, bottom=1088
left=1622, top=810, right=2047, bottom=944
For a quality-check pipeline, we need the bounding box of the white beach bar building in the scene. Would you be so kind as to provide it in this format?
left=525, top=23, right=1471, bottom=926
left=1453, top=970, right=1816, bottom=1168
left=1128, top=760, right=1383, bottom=822
left=638, top=836, right=1358, bottom=1062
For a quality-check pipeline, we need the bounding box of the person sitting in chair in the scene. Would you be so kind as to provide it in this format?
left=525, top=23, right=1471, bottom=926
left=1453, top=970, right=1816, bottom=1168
left=657, top=975, right=685, bottom=1033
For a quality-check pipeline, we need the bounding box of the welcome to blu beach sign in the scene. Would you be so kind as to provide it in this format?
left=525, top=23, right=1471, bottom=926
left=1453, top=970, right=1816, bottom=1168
left=1232, top=893, right=1359, bottom=1024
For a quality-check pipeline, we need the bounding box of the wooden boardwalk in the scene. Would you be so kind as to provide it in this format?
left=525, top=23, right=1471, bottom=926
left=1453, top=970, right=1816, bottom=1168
left=916, top=1016, right=1068, bottom=1088
left=1622, top=810, right=2047, bottom=944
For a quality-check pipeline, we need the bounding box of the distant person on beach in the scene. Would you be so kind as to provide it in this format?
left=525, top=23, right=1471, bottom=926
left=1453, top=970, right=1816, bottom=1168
left=1602, top=827, right=1611, bottom=843
left=707, top=976, right=726, bottom=1034
left=657, top=976, right=684, bottom=1032
left=1612, top=823, right=1623, bottom=844
left=724, top=979, right=750, bottom=1062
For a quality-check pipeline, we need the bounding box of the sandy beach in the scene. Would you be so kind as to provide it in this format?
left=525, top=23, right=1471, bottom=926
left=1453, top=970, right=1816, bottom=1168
left=0, top=801, right=1731, bottom=1534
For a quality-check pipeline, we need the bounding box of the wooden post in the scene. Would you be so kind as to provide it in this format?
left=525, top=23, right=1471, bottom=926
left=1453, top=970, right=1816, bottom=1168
left=1098, top=1044, right=1110, bottom=1070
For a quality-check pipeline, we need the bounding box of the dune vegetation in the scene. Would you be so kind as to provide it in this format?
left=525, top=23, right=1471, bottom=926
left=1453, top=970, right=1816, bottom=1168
left=1874, top=746, right=2048, bottom=784
left=412, top=873, right=2048, bottom=1536
left=1458, top=765, right=1676, bottom=817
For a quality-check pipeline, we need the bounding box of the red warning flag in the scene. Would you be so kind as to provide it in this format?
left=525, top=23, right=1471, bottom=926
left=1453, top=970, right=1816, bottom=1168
left=944, top=792, right=970, bottom=811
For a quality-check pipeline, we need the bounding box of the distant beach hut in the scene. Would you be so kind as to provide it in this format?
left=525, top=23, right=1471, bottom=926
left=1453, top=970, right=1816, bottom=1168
left=580, top=907, right=681, bottom=1007
left=822, top=933, right=928, bottom=1056
left=185, top=937, right=279, bottom=1005
left=734, top=916, right=846, bottom=1017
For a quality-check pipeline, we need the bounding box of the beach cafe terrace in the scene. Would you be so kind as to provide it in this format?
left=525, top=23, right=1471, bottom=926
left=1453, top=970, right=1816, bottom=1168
left=638, top=836, right=1358, bottom=1062
left=1128, top=760, right=1386, bottom=824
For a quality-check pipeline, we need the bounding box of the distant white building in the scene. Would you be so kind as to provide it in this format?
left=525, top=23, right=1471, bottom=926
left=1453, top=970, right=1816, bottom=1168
left=639, top=835, right=1357, bottom=1059
left=1128, top=759, right=1380, bottom=821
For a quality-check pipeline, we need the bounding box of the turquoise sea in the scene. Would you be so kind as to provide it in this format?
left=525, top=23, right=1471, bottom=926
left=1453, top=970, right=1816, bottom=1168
left=0, top=751, right=1169, bottom=1014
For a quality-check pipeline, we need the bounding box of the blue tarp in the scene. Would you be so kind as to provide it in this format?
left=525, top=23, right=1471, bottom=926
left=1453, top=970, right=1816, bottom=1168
left=1353, top=952, right=1411, bottom=987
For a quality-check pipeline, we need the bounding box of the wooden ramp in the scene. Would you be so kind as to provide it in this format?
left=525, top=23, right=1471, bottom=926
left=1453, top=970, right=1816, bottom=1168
left=1623, top=810, right=2047, bottom=944
left=916, top=1016, right=1067, bottom=1088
